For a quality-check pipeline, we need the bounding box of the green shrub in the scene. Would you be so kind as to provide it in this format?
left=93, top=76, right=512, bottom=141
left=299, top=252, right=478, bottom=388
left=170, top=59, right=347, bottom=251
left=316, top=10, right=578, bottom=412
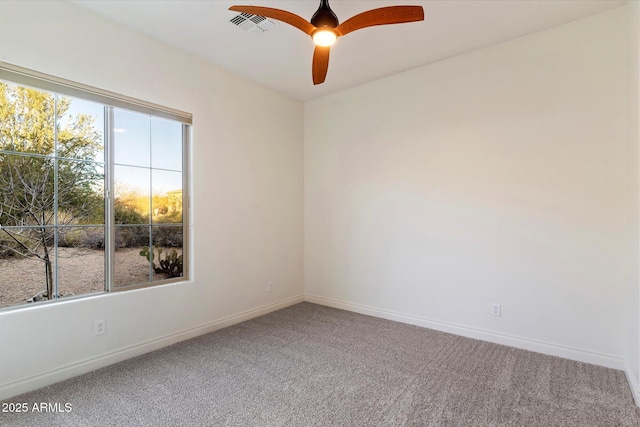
left=0, top=229, right=51, bottom=259
left=58, top=228, right=104, bottom=248
left=115, top=226, right=148, bottom=248
left=114, top=200, right=146, bottom=225
left=152, top=227, right=182, bottom=247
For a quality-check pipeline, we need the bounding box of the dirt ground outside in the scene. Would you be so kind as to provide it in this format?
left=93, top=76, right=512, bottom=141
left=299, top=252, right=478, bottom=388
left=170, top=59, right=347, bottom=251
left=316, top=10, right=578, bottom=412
left=0, top=247, right=182, bottom=309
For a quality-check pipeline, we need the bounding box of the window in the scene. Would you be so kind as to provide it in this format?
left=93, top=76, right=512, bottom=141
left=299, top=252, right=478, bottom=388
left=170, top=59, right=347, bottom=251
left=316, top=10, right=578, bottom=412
left=0, top=63, right=190, bottom=310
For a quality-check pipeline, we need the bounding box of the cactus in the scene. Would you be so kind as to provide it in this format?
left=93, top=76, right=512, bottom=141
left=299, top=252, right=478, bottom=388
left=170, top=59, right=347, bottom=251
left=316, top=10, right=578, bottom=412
left=139, top=246, right=183, bottom=278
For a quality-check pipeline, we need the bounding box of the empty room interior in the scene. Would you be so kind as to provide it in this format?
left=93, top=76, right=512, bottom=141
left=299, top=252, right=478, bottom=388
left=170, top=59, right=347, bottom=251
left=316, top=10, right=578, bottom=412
left=2, top=0, right=640, bottom=425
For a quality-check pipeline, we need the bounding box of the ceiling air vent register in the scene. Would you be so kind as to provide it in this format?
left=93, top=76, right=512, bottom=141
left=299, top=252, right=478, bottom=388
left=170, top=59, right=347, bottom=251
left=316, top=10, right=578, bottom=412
left=230, top=13, right=276, bottom=35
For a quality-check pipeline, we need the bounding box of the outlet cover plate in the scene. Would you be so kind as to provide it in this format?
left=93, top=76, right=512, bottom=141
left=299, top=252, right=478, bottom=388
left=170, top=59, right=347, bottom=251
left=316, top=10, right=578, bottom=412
left=491, top=303, right=501, bottom=317
left=94, top=319, right=106, bottom=335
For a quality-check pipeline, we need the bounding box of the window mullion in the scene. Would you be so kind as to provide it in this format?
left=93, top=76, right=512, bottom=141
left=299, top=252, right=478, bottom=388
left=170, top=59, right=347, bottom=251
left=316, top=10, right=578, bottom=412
left=182, top=123, right=190, bottom=281
left=105, top=106, right=115, bottom=293
left=53, top=95, right=59, bottom=301
left=149, top=118, right=153, bottom=283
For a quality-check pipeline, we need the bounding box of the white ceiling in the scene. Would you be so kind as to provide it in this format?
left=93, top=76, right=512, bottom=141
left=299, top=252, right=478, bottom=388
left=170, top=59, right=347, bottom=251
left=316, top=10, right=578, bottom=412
left=71, top=0, right=625, bottom=101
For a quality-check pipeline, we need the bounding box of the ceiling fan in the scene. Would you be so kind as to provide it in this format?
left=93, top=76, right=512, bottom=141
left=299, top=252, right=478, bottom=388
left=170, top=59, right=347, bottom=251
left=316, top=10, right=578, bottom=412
left=229, top=1, right=424, bottom=85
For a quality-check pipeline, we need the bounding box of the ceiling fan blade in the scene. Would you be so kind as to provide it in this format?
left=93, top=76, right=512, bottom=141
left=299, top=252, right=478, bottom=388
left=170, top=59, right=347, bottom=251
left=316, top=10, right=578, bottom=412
left=312, top=46, right=330, bottom=85
left=336, top=6, right=424, bottom=37
left=229, top=5, right=315, bottom=35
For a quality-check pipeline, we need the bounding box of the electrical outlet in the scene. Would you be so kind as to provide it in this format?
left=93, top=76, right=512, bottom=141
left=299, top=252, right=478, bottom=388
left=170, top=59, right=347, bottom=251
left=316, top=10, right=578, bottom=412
left=267, top=282, right=273, bottom=292
left=94, top=319, right=106, bottom=336
left=491, top=303, right=501, bottom=317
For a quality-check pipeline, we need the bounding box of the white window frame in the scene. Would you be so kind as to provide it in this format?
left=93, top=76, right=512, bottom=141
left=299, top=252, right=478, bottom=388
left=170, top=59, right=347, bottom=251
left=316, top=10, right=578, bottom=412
left=0, top=61, right=191, bottom=308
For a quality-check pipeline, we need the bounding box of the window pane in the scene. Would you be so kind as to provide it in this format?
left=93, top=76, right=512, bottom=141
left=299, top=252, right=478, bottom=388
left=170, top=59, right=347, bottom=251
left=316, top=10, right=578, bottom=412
left=0, top=82, right=55, bottom=156
left=151, top=226, right=183, bottom=282
left=114, top=109, right=150, bottom=167
left=58, top=160, right=105, bottom=225
left=152, top=169, right=182, bottom=224
left=0, top=153, right=55, bottom=226
left=57, top=226, right=105, bottom=297
left=0, top=226, right=56, bottom=309
left=57, top=97, right=104, bottom=162
left=114, top=165, right=150, bottom=225
left=114, top=225, right=151, bottom=287
left=151, top=117, right=182, bottom=171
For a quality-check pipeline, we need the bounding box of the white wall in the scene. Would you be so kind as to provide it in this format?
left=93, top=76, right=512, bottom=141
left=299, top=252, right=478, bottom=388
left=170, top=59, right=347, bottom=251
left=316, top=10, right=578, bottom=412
left=0, top=1, right=304, bottom=399
left=627, top=0, right=640, bottom=404
left=305, top=7, right=631, bottom=368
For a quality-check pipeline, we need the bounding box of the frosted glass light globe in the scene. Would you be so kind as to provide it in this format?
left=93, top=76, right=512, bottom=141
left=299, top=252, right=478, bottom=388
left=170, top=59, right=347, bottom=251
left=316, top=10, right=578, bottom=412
left=313, top=30, right=337, bottom=47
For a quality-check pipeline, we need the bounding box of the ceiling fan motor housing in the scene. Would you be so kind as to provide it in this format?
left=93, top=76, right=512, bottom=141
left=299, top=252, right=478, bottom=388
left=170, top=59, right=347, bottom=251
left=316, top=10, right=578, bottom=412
left=310, top=0, right=339, bottom=28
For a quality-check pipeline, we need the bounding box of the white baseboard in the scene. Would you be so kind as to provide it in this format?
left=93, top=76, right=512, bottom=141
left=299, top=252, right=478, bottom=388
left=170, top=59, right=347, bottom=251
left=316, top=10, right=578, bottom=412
left=625, top=364, right=640, bottom=407
left=0, top=294, right=304, bottom=401
left=304, top=294, right=625, bottom=370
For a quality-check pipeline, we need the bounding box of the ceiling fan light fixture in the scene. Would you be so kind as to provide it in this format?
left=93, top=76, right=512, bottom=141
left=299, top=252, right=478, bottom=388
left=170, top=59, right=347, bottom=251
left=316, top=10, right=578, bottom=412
left=229, top=1, right=425, bottom=85
left=312, top=29, right=337, bottom=46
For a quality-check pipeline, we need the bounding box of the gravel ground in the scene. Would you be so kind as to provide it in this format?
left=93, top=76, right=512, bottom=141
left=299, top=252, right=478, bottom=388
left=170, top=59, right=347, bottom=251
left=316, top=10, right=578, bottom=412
left=0, top=247, right=181, bottom=309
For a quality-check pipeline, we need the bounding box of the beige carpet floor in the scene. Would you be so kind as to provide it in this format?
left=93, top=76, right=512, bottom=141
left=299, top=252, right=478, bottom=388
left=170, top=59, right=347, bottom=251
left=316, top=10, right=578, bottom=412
left=2, top=302, right=639, bottom=426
